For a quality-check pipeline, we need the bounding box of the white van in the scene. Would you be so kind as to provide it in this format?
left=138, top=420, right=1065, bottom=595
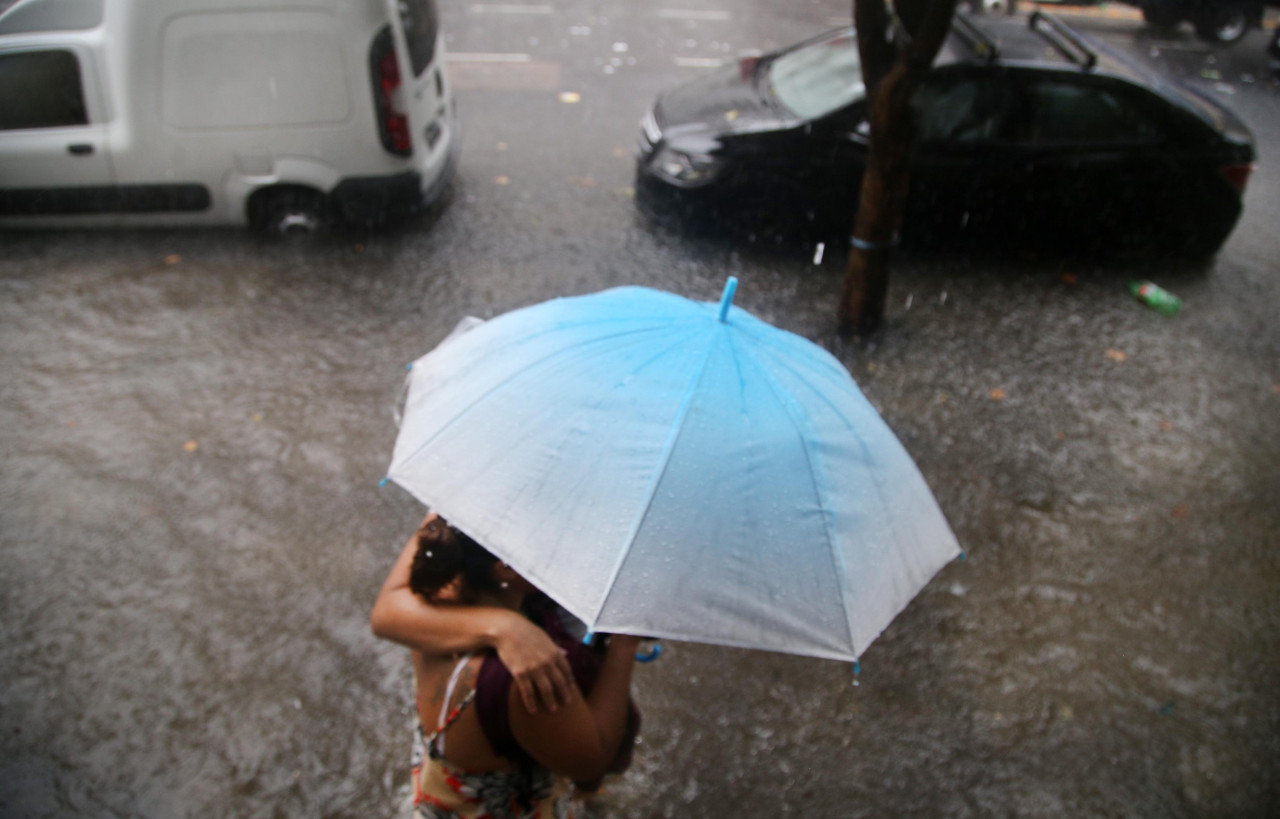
left=0, top=0, right=457, bottom=233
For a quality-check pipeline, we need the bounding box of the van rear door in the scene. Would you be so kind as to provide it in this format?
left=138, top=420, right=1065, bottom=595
left=0, top=44, right=114, bottom=216
left=383, top=0, right=449, bottom=157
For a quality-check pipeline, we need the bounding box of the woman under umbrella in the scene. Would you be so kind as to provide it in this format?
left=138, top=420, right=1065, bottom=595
left=372, top=513, right=642, bottom=818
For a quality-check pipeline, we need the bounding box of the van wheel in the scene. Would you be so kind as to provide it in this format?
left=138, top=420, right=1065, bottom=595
left=250, top=187, right=329, bottom=237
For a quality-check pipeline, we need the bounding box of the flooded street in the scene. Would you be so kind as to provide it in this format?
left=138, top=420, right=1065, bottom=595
left=2, top=2, right=1279, bottom=816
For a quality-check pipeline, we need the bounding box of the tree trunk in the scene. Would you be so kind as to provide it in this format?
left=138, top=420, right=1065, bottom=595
left=838, top=0, right=957, bottom=338
left=837, top=59, right=917, bottom=337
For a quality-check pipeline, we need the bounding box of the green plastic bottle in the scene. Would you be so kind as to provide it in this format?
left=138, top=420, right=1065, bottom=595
left=1129, top=280, right=1181, bottom=317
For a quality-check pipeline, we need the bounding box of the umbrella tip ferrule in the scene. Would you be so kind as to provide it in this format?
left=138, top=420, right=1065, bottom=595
left=717, top=277, right=738, bottom=323
left=378, top=476, right=390, bottom=488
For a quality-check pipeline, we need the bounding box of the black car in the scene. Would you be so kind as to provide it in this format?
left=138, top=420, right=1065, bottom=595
left=635, top=11, right=1256, bottom=257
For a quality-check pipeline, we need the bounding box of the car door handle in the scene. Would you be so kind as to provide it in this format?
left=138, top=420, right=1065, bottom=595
left=68, top=143, right=95, bottom=155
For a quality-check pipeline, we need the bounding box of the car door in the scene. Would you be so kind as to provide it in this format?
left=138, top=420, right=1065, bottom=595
left=790, top=103, right=868, bottom=230
left=0, top=45, right=115, bottom=216
left=906, top=67, right=1020, bottom=245
left=1002, top=70, right=1178, bottom=251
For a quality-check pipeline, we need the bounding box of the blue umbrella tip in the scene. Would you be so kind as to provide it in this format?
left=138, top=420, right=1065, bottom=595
left=378, top=476, right=390, bottom=488
left=717, top=276, right=739, bottom=323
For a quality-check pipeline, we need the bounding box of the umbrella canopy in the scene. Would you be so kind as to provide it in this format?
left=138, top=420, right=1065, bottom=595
left=386, top=280, right=960, bottom=663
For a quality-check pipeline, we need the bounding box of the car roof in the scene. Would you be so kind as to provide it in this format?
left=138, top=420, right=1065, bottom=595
left=942, top=12, right=1143, bottom=78
left=938, top=11, right=1250, bottom=138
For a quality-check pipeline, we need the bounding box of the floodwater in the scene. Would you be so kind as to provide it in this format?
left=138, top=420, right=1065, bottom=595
left=3, top=6, right=1280, bottom=819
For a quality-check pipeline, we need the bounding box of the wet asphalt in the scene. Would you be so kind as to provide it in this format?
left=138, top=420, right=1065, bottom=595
left=0, top=2, right=1278, bottom=817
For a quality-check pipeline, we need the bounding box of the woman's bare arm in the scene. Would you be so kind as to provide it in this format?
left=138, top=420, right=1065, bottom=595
left=508, top=634, right=641, bottom=782
left=370, top=518, right=577, bottom=713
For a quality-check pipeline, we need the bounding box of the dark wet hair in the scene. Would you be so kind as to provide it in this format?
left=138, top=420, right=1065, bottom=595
left=408, top=516, right=502, bottom=603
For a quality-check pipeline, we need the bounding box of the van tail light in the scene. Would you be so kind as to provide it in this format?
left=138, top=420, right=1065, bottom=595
left=379, top=51, right=412, bottom=154
left=371, top=28, right=412, bottom=157
left=1219, top=163, right=1253, bottom=194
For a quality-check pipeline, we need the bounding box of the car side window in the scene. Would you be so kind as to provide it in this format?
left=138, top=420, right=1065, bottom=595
left=1019, top=79, right=1162, bottom=144
left=0, top=49, right=88, bottom=130
left=913, top=76, right=1011, bottom=144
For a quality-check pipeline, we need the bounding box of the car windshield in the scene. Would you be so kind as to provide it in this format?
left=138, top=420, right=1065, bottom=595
left=765, top=30, right=865, bottom=120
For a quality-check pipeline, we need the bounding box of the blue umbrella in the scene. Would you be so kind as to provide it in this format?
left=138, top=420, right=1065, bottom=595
left=386, top=279, right=960, bottom=663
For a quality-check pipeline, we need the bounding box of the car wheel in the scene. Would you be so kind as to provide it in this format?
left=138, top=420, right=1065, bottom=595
left=1141, top=5, right=1181, bottom=30
left=249, top=187, right=329, bottom=237
left=1193, top=4, right=1249, bottom=43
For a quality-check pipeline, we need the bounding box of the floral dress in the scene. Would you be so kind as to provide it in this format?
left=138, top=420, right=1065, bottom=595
left=411, top=655, right=573, bottom=819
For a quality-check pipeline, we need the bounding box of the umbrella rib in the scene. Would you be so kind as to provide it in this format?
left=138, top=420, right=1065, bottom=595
left=749, top=337, right=931, bottom=658
left=392, top=323, right=689, bottom=476
left=733, top=334, right=858, bottom=657
left=590, top=327, right=722, bottom=627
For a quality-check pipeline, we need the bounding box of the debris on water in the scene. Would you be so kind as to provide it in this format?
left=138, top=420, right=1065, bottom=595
left=724, top=109, right=739, bottom=122
left=612, top=147, right=628, bottom=158
left=989, top=388, right=1007, bottom=401
left=558, top=91, right=582, bottom=103
left=249, top=413, right=263, bottom=423
left=183, top=440, right=200, bottom=453
left=1172, top=504, right=1191, bottom=519
left=614, top=186, right=636, bottom=199
left=812, top=242, right=825, bottom=265
left=1105, top=349, right=1128, bottom=363
left=1201, top=68, right=1222, bottom=80
left=1129, top=280, right=1181, bottom=316
left=1060, top=273, right=1078, bottom=285
left=612, top=42, right=629, bottom=52
left=1159, top=420, right=1174, bottom=432
left=165, top=254, right=181, bottom=265
left=493, top=175, right=511, bottom=186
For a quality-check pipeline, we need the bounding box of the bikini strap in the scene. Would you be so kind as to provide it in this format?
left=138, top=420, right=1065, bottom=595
left=427, top=653, right=476, bottom=757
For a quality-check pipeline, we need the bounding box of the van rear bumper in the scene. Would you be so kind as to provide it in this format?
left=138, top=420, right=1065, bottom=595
left=329, top=136, right=457, bottom=226
left=330, top=171, right=425, bottom=225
